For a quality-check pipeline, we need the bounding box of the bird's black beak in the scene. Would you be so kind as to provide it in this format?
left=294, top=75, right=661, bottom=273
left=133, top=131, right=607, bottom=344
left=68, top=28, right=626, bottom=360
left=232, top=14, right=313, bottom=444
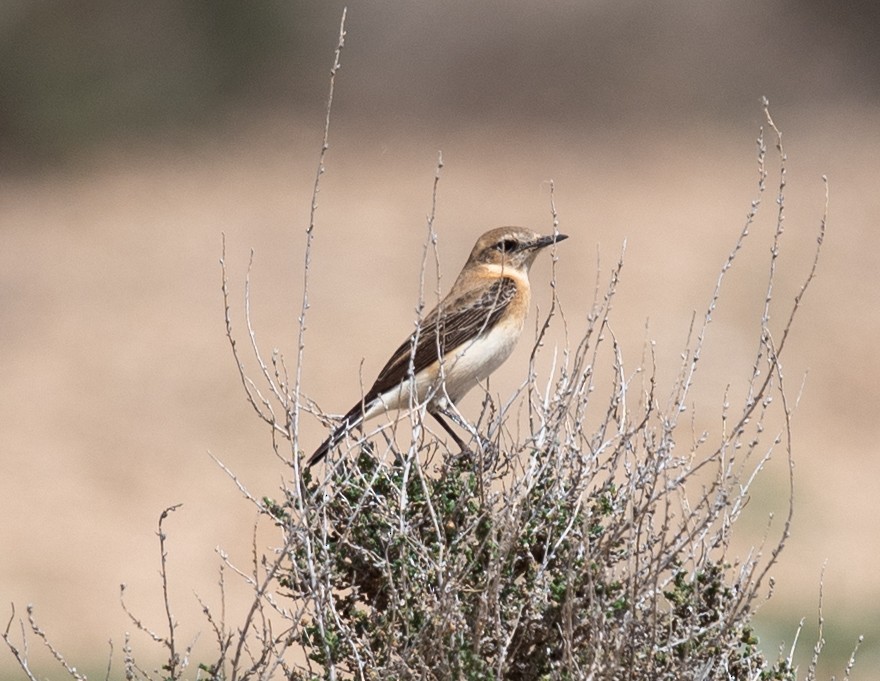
left=530, top=233, right=569, bottom=250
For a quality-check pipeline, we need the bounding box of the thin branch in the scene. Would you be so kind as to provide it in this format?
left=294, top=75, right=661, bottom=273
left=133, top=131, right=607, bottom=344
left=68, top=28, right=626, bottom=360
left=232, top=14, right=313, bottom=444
left=292, top=7, right=348, bottom=465
left=158, top=504, right=183, bottom=680
left=27, top=605, right=87, bottom=681
left=2, top=605, right=38, bottom=681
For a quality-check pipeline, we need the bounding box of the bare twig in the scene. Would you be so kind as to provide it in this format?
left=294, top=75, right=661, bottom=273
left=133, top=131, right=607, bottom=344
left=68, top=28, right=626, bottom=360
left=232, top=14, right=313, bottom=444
left=292, top=7, right=348, bottom=464
left=158, top=504, right=182, bottom=680
left=2, top=604, right=39, bottom=681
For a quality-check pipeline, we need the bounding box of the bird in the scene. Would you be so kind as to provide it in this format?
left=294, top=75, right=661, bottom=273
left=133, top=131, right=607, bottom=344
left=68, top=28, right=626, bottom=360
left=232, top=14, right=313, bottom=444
left=307, top=226, right=568, bottom=467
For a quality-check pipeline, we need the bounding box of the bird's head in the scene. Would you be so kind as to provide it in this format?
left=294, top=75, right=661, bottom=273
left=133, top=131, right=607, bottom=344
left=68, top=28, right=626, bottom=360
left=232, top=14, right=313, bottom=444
left=468, top=226, right=568, bottom=272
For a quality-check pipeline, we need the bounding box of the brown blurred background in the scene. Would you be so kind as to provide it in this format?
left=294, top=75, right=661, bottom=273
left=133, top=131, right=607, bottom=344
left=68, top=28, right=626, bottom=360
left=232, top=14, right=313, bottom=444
left=1, top=1, right=878, bottom=677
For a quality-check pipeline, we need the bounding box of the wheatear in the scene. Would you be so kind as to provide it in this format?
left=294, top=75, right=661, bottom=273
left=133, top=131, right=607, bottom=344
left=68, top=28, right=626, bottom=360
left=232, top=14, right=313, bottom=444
left=307, top=226, right=567, bottom=467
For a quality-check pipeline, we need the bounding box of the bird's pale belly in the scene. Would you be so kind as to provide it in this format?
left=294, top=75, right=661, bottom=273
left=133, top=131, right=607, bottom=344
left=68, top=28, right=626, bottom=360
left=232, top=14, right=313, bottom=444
left=364, top=317, right=524, bottom=419
left=435, top=316, right=523, bottom=403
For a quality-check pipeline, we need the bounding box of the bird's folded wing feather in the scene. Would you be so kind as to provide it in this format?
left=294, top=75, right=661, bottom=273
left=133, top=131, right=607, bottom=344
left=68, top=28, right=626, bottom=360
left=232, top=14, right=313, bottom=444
left=365, top=276, right=518, bottom=401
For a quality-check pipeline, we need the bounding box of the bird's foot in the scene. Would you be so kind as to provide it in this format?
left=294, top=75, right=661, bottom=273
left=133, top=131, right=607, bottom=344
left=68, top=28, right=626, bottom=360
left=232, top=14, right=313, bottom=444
left=450, top=436, right=496, bottom=471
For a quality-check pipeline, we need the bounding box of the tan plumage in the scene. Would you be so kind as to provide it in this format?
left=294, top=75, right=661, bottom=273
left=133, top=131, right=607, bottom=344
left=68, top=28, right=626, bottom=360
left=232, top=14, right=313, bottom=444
left=308, top=226, right=567, bottom=466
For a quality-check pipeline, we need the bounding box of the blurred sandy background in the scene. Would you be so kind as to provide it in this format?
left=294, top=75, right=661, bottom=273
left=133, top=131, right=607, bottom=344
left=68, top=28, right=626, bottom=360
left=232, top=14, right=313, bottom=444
left=2, top=1, right=878, bottom=678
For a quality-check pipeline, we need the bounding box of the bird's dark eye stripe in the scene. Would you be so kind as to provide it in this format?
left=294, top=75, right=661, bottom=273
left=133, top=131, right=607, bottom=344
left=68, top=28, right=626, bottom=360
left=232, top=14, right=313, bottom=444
left=496, top=239, right=519, bottom=253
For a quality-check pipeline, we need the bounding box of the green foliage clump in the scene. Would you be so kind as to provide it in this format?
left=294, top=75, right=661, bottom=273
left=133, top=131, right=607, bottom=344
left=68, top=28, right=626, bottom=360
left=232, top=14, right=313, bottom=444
left=273, top=428, right=793, bottom=680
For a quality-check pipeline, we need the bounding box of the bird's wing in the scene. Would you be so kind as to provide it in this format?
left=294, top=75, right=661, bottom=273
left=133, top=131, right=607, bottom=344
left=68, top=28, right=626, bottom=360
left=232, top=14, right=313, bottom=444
left=366, top=276, right=519, bottom=401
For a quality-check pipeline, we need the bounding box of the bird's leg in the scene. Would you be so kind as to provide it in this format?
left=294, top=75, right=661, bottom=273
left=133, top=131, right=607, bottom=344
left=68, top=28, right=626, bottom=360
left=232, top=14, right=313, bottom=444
left=430, top=411, right=468, bottom=452
left=431, top=403, right=494, bottom=457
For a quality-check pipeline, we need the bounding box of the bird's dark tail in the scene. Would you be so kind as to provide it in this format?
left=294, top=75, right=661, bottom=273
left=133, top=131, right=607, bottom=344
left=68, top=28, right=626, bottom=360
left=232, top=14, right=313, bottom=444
left=306, top=403, right=366, bottom=468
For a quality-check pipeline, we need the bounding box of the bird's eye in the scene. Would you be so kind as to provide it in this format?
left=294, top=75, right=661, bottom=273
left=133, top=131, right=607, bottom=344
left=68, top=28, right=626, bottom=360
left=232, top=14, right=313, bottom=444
left=496, top=239, right=519, bottom=253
